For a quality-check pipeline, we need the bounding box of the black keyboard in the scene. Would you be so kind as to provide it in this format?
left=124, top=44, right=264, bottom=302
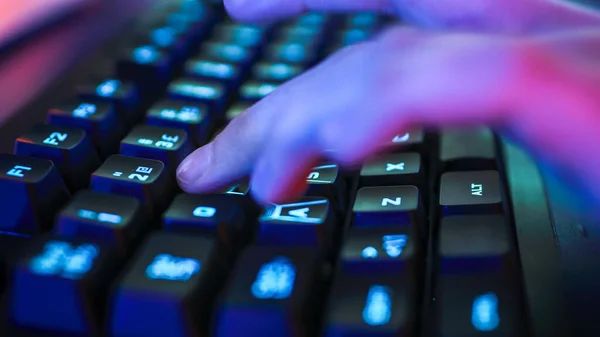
left=0, top=0, right=572, bottom=336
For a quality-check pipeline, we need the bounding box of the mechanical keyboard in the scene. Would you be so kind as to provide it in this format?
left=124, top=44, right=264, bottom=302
left=0, top=0, right=575, bottom=336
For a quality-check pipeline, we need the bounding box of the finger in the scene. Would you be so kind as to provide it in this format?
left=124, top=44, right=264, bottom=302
left=224, top=0, right=394, bottom=22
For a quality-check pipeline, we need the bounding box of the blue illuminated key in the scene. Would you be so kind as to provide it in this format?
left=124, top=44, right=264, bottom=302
left=215, top=246, right=324, bottom=337
left=56, top=190, right=146, bottom=253
left=77, top=78, right=140, bottom=125
left=352, top=186, right=423, bottom=231
left=324, top=275, right=417, bottom=336
left=265, top=42, right=316, bottom=65
left=340, top=227, right=418, bottom=275
left=47, top=98, right=125, bottom=158
left=90, top=155, right=173, bottom=216
left=275, top=25, right=323, bottom=45
left=198, top=42, right=256, bottom=66
left=163, top=193, right=251, bottom=252
left=251, top=62, right=303, bottom=82
left=224, top=102, right=250, bottom=122
left=14, top=124, right=101, bottom=192
left=109, top=232, right=226, bottom=337
left=120, top=125, right=193, bottom=174
left=117, top=45, right=175, bottom=91
left=435, top=272, right=523, bottom=336
left=8, top=236, right=121, bottom=336
left=167, top=77, right=227, bottom=114
left=184, top=58, right=242, bottom=88
left=258, top=197, right=337, bottom=249
left=0, top=154, right=70, bottom=234
left=346, top=12, right=381, bottom=29
left=212, top=23, right=267, bottom=47
left=145, top=99, right=211, bottom=145
left=239, top=81, right=279, bottom=102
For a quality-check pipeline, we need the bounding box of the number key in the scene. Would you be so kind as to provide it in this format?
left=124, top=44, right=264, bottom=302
left=145, top=100, right=211, bottom=146
left=90, top=155, right=173, bottom=216
left=77, top=78, right=140, bottom=125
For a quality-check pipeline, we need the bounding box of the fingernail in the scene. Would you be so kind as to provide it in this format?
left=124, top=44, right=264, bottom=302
left=177, top=146, right=211, bottom=186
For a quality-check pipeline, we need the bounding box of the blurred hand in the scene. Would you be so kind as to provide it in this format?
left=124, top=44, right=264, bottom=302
left=176, top=0, right=600, bottom=207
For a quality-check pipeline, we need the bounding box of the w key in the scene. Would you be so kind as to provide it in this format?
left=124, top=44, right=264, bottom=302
left=15, top=124, right=101, bottom=192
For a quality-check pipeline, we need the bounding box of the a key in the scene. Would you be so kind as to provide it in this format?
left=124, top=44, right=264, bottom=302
left=184, top=58, right=242, bottom=88
left=239, top=81, right=279, bottom=101
left=145, top=99, right=211, bottom=146
left=211, top=23, right=267, bottom=47
left=346, top=12, right=381, bottom=29
left=120, top=125, right=193, bottom=174
left=305, top=164, right=346, bottom=206
left=90, top=155, right=173, bottom=216
left=340, top=226, right=418, bottom=275
left=117, top=45, right=174, bottom=92
left=439, top=171, right=503, bottom=215
left=324, top=274, right=417, bottom=337
left=439, top=214, right=515, bottom=274
left=258, top=197, right=338, bottom=250
left=439, top=127, right=497, bottom=171
left=167, top=77, right=227, bottom=114
left=162, top=193, right=252, bottom=252
left=339, top=28, right=373, bottom=46
left=433, top=271, right=524, bottom=337
left=8, top=236, right=121, bottom=336
left=0, top=154, right=70, bottom=234
left=47, top=98, right=125, bottom=158
left=251, top=62, right=303, bottom=82
left=15, top=124, right=101, bottom=192
left=293, top=13, right=328, bottom=27
left=353, top=186, right=422, bottom=232
left=198, top=41, right=256, bottom=67
left=77, top=78, right=140, bottom=125
left=144, top=25, right=190, bottom=57
left=360, top=152, right=424, bottom=187
left=214, top=246, right=326, bottom=337
left=56, top=190, right=146, bottom=254
left=265, top=42, right=316, bottom=65
left=275, top=25, right=323, bottom=45
left=109, top=232, right=227, bottom=337
left=225, top=102, right=250, bottom=122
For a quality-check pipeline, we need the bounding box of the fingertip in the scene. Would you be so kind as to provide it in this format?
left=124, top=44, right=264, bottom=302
left=176, top=144, right=213, bottom=193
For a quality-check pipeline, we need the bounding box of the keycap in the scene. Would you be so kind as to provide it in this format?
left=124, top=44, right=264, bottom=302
left=433, top=272, right=524, bottom=336
left=0, top=154, right=70, bottom=234
left=214, top=246, right=325, bottom=337
left=167, top=77, right=227, bottom=114
left=387, top=128, right=425, bottom=150
left=225, top=102, right=250, bottom=122
left=212, top=23, right=266, bottom=47
left=109, top=232, right=227, bottom=337
left=293, top=13, right=328, bottom=27
left=275, top=25, right=323, bottom=44
left=162, top=193, right=252, bottom=252
left=184, top=58, right=242, bottom=87
left=8, top=236, right=121, bottom=336
left=324, top=275, right=417, bottom=336
left=90, top=155, right=173, bottom=216
left=439, top=127, right=497, bottom=171
left=439, top=215, right=515, bottom=274
left=306, top=164, right=346, bottom=206
left=257, top=197, right=338, bottom=249
left=117, top=45, right=174, bottom=91
left=47, top=98, right=125, bottom=158
left=346, top=12, right=380, bottom=29
left=14, top=124, right=101, bottom=192
left=239, top=81, right=279, bottom=101
left=77, top=78, right=140, bottom=125
left=120, top=125, right=193, bottom=174
left=340, top=226, right=418, bottom=275
left=353, top=186, right=422, bottom=230
left=339, top=28, right=373, bottom=46
left=252, top=62, right=303, bottom=82
left=439, top=171, right=503, bottom=215
left=265, top=42, right=316, bottom=65
left=198, top=42, right=256, bottom=66
left=360, top=152, right=424, bottom=187
left=145, top=99, right=211, bottom=145
left=56, top=190, right=146, bottom=254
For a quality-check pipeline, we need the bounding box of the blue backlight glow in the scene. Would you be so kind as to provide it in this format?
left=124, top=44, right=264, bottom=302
left=145, top=254, right=201, bottom=281
left=30, top=241, right=99, bottom=279
left=471, top=292, right=500, bottom=331
left=96, top=79, right=121, bottom=97
left=363, top=285, right=392, bottom=326
left=251, top=257, right=296, bottom=299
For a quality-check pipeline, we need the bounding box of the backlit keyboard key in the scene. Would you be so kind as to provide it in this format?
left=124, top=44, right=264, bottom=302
left=439, top=171, right=503, bottom=215
left=145, top=99, right=211, bottom=145
left=265, top=42, right=316, bottom=65
left=258, top=197, right=337, bottom=249
left=353, top=186, right=422, bottom=229
left=198, top=42, right=255, bottom=65
left=117, top=45, right=174, bottom=90
left=360, top=152, right=423, bottom=187
left=439, top=215, right=515, bottom=273
left=120, top=125, right=193, bottom=174
left=9, top=236, right=121, bottom=336
left=388, top=128, right=425, bottom=150
left=440, top=127, right=497, bottom=171
left=109, top=232, right=226, bottom=337
left=14, top=124, right=101, bottom=192
left=324, top=275, right=417, bottom=336
left=77, top=78, right=140, bottom=125
left=225, top=102, right=250, bottom=122
left=167, top=78, right=227, bottom=113
left=163, top=193, right=252, bottom=252
left=239, top=81, right=279, bottom=101
left=215, top=246, right=325, bottom=337
left=346, top=12, right=380, bottom=29
left=56, top=190, right=146, bottom=253
left=212, top=23, right=267, bottom=47
left=47, top=99, right=124, bottom=158
left=340, top=226, right=418, bottom=275
left=275, top=25, right=322, bottom=44
left=184, top=58, right=241, bottom=86
left=90, top=155, right=173, bottom=216
left=0, top=154, right=70, bottom=234
left=306, top=164, right=346, bottom=205
left=434, top=272, right=524, bottom=336
left=252, top=62, right=303, bottom=82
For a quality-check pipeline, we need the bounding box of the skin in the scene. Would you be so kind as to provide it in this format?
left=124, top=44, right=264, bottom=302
left=176, top=0, right=600, bottom=208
